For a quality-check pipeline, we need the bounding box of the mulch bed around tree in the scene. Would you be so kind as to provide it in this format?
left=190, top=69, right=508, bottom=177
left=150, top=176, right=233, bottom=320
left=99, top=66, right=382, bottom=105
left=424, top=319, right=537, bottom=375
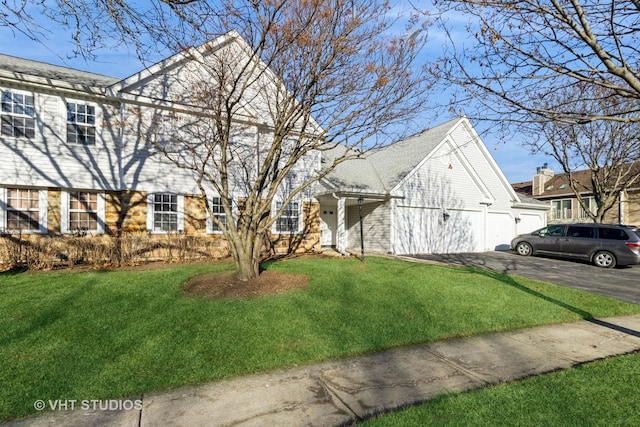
left=183, top=270, right=310, bottom=299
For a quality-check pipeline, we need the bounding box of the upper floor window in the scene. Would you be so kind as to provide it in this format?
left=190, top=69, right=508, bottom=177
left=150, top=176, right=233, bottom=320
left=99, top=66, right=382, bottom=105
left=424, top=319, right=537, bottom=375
left=147, top=193, right=184, bottom=233
left=578, top=197, right=596, bottom=219
left=208, top=197, right=228, bottom=233
left=275, top=201, right=300, bottom=233
left=66, top=102, right=96, bottom=145
left=1, top=187, right=47, bottom=233
left=551, top=199, right=572, bottom=220
left=1, top=90, right=35, bottom=139
left=152, top=112, right=182, bottom=153
left=61, top=191, right=104, bottom=234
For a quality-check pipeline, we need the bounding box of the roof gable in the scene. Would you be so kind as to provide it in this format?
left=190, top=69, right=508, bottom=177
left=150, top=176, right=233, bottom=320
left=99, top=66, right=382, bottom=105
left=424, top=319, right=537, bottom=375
left=322, top=117, right=534, bottom=207
left=106, top=31, right=257, bottom=118
left=106, top=30, right=322, bottom=134
left=367, top=118, right=460, bottom=189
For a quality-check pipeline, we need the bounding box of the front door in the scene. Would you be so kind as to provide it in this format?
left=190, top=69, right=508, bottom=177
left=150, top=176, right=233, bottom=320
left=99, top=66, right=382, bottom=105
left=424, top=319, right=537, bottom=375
left=320, top=207, right=337, bottom=247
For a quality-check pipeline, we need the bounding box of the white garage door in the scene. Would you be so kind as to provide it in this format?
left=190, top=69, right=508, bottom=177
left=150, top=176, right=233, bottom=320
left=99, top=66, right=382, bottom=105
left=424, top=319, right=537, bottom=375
left=516, top=213, right=545, bottom=235
left=394, top=206, right=483, bottom=254
left=487, top=212, right=514, bottom=251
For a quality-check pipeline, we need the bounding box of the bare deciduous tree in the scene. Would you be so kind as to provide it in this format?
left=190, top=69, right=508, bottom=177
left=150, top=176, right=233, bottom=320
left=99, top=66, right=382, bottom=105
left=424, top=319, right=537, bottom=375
left=427, top=0, right=640, bottom=126
left=3, top=0, right=431, bottom=280
left=532, top=84, right=640, bottom=222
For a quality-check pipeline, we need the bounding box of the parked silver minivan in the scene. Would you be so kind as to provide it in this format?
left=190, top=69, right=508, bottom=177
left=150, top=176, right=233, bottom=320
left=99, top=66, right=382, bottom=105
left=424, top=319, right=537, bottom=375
left=511, top=223, right=640, bottom=268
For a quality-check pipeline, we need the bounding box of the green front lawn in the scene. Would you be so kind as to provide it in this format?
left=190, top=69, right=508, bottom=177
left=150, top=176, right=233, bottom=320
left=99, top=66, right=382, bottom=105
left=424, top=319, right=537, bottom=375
left=1, top=256, right=639, bottom=420
left=362, top=351, right=640, bottom=426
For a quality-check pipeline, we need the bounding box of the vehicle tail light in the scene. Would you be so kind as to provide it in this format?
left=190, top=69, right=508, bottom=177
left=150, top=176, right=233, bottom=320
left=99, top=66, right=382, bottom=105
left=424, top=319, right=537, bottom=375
left=626, top=242, right=640, bottom=249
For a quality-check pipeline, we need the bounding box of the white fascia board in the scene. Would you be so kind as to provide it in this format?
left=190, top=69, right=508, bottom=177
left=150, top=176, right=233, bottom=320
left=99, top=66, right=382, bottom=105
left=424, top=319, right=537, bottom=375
left=107, top=31, right=240, bottom=96
left=389, top=117, right=494, bottom=204
left=512, top=201, right=551, bottom=210
left=0, top=73, right=111, bottom=102
left=389, top=117, right=466, bottom=194
left=458, top=118, right=524, bottom=203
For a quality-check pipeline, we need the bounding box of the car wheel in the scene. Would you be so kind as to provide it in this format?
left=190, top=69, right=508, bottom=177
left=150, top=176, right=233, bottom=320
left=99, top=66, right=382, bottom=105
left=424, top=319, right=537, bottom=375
left=515, top=242, right=532, bottom=256
left=593, top=251, right=616, bottom=268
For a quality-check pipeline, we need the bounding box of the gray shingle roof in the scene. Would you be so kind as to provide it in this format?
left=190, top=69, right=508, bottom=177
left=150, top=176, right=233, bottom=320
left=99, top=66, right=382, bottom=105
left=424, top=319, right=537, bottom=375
left=368, top=118, right=460, bottom=190
left=321, top=145, right=386, bottom=193
left=323, top=118, right=461, bottom=194
left=0, top=54, right=119, bottom=88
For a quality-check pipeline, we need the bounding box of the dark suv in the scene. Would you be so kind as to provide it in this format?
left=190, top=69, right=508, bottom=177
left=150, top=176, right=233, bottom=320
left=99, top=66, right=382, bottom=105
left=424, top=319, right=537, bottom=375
left=511, top=223, right=640, bottom=268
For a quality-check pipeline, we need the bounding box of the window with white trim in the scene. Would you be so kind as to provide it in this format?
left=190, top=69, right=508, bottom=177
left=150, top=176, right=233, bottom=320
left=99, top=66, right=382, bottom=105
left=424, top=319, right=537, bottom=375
left=1, top=188, right=47, bottom=233
left=1, top=90, right=35, bottom=139
left=551, top=199, right=572, bottom=220
left=275, top=201, right=300, bottom=233
left=578, top=197, right=596, bottom=219
left=61, top=191, right=105, bottom=234
left=66, top=102, right=96, bottom=145
left=208, top=196, right=228, bottom=233
left=147, top=193, right=184, bottom=232
left=152, top=112, right=182, bottom=153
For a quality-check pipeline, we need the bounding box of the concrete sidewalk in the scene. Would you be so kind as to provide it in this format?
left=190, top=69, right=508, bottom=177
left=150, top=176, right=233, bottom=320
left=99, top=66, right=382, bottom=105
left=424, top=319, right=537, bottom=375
left=5, top=314, right=640, bottom=426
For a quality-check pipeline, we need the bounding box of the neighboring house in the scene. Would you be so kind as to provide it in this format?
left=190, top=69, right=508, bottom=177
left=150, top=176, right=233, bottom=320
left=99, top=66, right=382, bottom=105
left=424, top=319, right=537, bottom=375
left=1, top=32, right=547, bottom=266
left=512, top=165, right=640, bottom=225
left=316, top=117, right=549, bottom=254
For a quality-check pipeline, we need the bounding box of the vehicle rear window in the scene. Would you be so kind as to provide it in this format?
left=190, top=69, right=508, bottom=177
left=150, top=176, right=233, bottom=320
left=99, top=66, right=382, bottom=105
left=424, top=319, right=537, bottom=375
left=567, top=226, right=595, bottom=238
left=599, top=227, right=629, bottom=240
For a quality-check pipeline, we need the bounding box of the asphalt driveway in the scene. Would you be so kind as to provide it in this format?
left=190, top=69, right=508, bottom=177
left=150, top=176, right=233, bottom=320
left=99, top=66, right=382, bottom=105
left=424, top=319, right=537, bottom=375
left=410, top=250, right=640, bottom=304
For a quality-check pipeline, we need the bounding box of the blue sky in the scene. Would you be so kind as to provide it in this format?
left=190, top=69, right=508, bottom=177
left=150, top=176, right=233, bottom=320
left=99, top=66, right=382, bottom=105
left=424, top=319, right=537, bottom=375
left=0, top=3, right=555, bottom=184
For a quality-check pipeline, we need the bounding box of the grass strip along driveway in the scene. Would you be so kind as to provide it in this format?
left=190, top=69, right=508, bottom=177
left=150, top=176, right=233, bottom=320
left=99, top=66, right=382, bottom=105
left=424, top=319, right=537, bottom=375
left=1, top=256, right=640, bottom=421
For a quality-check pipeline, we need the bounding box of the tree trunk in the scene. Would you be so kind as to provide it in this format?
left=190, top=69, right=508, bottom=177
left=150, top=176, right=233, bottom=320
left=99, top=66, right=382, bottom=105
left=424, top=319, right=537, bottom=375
left=229, top=229, right=263, bottom=281
left=234, top=248, right=260, bottom=281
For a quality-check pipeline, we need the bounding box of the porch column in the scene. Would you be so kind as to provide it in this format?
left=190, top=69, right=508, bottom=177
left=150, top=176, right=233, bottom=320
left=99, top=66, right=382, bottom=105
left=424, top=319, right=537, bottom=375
left=336, top=197, right=346, bottom=253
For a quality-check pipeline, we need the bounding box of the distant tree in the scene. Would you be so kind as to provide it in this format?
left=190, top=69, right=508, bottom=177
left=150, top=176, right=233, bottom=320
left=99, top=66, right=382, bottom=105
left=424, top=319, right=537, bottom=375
left=2, top=0, right=431, bottom=281
left=424, top=0, right=640, bottom=127
left=534, top=84, right=640, bottom=223
left=1, top=0, right=192, bottom=60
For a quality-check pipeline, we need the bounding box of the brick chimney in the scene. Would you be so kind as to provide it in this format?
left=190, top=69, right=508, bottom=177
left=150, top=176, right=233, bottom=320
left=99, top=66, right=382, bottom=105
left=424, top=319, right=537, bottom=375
left=532, top=163, right=554, bottom=196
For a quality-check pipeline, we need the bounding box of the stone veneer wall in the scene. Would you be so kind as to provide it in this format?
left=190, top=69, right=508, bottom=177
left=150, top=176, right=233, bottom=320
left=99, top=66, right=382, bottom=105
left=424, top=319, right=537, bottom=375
left=1, top=189, right=321, bottom=269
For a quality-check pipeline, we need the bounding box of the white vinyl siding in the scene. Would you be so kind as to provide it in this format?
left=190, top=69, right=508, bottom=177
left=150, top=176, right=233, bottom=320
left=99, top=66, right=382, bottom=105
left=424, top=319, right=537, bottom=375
left=346, top=201, right=390, bottom=253
left=0, top=88, right=123, bottom=190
